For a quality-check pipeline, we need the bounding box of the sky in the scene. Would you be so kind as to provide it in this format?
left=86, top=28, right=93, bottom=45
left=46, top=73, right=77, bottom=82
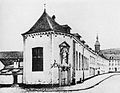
left=0, top=0, right=120, bottom=51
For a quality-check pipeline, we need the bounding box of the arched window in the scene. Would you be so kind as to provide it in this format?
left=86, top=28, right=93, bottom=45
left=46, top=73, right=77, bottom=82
left=32, top=47, right=43, bottom=71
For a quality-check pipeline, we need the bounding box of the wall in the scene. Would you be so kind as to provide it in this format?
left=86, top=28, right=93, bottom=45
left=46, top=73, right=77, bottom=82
left=109, top=59, right=120, bottom=72
left=0, top=75, right=13, bottom=84
left=23, top=32, right=74, bottom=84
left=23, top=32, right=109, bottom=85
left=0, top=74, right=22, bottom=84
left=52, top=33, right=73, bottom=84
left=97, top=56, right=109, bottom=74
left=75, top=42, right=83, bottom=82
left=23, top=33, right=52, bottom=84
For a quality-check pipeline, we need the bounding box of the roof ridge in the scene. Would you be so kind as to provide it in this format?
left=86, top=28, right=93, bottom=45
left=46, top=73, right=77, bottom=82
left=46, top=15, right=53, bottom=30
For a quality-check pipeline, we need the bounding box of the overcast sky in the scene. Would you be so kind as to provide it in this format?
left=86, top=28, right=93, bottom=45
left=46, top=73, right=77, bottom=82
left=0, top=0, right=120, bottom=51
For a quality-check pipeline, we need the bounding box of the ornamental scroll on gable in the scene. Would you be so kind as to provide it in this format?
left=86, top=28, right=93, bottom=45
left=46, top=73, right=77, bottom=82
left=59, top=41, right=70, bottom=66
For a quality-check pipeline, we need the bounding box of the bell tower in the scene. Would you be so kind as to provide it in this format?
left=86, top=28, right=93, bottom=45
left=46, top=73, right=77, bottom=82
left=95, top=35, right=100, bottom=53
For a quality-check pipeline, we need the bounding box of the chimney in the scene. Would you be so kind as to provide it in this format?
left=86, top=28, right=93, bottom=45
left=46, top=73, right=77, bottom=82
left=52, top=15, right=56, bottom=20
left=81, top=40, right=85, bottom=44
left=73, top=33, right=81, bottom=40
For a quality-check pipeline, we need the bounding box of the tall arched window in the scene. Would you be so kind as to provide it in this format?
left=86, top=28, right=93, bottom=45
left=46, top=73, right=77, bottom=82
left=32, top=47, right=43, bottom=71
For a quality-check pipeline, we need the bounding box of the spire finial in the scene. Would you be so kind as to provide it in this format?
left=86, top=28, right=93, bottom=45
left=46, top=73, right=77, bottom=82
left=44, top=0, right=46, bottom=11
left=96, top=34, right=98, bottom=41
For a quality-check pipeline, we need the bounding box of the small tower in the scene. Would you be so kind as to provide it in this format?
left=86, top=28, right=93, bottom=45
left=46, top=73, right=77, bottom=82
left=95, top=35, right=100, bottom=53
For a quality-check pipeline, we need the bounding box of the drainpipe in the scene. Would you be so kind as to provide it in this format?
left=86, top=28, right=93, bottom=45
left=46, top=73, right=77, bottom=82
left=50, top=32, right=54, bottom=87
left=82, top=47, right=85, bottom=82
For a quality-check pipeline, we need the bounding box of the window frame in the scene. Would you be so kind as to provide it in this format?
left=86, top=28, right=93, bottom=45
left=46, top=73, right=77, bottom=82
left=32, top=47, right=43, bottom=71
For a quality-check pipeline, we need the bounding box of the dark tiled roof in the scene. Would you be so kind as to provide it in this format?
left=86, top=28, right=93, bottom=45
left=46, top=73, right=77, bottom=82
left=101, top=48, right=120, bottom=60
left=101, top=48, right=120, bottom=55
left=22, top=10, right=71, bottom=35
left=98, top=52, right=109, bottom=60
left=0, top=51, right=23, bottom=66
left=0, top=51, right=23, bottom=59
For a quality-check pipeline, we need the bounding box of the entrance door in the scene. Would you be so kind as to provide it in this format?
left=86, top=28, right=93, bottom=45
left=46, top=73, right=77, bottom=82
left=90, top=67, right=95, bottom=76
left=115, top=68, right=117, bottom=72
left=98, top=71, right=100, bottom=75
left=61, top=71, right=67, bottom=85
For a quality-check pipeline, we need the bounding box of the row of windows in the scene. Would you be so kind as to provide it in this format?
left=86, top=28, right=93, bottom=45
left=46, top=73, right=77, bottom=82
left=109, top=61, right=120, bottom=63
left=109, top=60, right=120, bottom=62
left=109, top=68, right=120, bottom=70
left=109, top=63, right=120, bottom=66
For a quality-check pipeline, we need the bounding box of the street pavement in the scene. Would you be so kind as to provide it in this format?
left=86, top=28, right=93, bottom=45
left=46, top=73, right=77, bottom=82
left=59, top=72, right=120, bottom=91
left=0, top=72, right=120, bottom=93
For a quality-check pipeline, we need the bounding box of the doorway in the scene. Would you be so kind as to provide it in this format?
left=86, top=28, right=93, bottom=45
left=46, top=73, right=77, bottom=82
left=115, top=68, right=117, bottom=72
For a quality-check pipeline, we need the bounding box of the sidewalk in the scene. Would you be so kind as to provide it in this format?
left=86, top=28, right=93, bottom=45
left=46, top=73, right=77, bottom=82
left=34, top=72, right=120, bottom=92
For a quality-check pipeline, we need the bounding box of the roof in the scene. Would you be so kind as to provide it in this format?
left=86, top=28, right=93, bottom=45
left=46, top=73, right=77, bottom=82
left=98, top=51, right=108, bottom=60
left=0, top=68, right=23, bottom=75
left=22, top=10, right=71, bottom=35
left=0, top=51, right=23, bottom=66
left=101, top=48, right=120, bottom=60
left=0, top=51, right=23, bottom=59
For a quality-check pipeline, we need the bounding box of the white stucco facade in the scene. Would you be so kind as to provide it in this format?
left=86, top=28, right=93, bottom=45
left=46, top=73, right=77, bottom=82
left=23, top=32, right=75, bottom=85
left=23, top=32, right=53, bottom=84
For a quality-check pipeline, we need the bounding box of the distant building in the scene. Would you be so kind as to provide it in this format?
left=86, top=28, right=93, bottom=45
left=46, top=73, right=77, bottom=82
left=0, top=51, right=23, bottom=69
left=0, top=51, right=23, bottom=84
left=101, top=49, right=120, bottom=72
